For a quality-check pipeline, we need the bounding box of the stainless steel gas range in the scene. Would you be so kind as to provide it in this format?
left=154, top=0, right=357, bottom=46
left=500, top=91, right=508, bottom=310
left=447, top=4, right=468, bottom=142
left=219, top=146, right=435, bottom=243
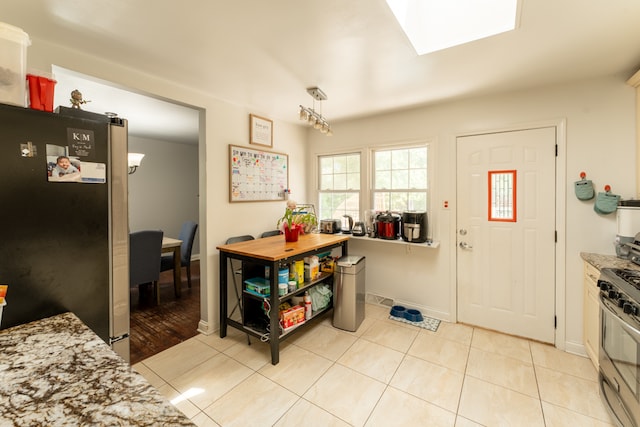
left=598, top=267, right=640, bottom=427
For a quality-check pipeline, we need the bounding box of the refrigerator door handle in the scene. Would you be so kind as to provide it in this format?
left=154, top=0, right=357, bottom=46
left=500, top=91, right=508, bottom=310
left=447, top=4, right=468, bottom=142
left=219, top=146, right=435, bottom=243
left=110, top=333, right=130, bottom=344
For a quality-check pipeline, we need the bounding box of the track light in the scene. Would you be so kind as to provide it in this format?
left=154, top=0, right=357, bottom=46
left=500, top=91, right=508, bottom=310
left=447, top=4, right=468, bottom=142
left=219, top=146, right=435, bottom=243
left=298, top=87, right=332, bottom=136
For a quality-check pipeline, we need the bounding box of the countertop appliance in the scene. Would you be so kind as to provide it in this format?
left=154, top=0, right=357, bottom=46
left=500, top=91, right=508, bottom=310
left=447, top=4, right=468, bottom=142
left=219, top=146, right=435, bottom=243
left=375, top=211, right=400, bottom=239
left=320, top=219, right=341, bottom=234
left=615, top=200, right=640, bottom=259
left=0, top=103, right=130, bottom=362
left=364, top=209, right=377, bottom=237
left=597, top=267, right=640, bottom=426
left=401, top=211, right=428, bottom=243
left=352, top=221, right=366, bottom=236
left=628, top=233, right=640, bottom=266
left=341, top=215, right=353, bottom=234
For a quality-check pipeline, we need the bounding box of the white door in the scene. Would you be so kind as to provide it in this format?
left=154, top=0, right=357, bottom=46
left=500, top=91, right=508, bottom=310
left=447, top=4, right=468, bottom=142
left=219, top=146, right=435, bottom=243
left=456, top=127, right=556, bottom=343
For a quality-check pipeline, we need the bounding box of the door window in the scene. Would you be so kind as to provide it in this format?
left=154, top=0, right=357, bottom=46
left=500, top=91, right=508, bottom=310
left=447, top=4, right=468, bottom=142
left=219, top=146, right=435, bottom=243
left=488, top=170, right=516, bottom=222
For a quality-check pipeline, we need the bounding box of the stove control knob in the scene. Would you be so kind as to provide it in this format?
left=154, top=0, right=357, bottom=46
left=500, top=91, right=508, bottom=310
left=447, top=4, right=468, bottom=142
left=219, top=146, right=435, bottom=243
left=608, top=290, right=619, bottom=299
left=599, top=282, right=609, bottom=292
left=623, top=303, right=637, bottom=315
left=618, top=298, right=627, bottom=308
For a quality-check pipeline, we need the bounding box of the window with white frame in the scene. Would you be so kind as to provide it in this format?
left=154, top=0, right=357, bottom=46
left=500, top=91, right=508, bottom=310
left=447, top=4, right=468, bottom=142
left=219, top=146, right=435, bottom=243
left=318, top=153, right=360, bottom=221
left=372, top=145, right=428, bottom=212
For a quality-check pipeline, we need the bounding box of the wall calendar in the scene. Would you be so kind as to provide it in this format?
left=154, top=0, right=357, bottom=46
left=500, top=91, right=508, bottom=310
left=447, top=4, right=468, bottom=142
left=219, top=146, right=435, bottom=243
left=229, top=144, right=288, bottom=202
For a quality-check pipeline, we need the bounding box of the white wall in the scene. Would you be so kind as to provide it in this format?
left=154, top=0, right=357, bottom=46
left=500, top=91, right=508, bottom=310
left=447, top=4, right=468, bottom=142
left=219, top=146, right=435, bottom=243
left=128, top=135, right=200, bottom=256
left=308, top=74, right=637, bottom=352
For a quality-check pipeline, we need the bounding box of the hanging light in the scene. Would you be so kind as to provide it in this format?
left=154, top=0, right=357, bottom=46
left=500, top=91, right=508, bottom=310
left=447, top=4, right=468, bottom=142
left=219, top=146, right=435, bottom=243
left=298, top=87, right=333, bottom=136
left=299, top=106, right=308, bottom=121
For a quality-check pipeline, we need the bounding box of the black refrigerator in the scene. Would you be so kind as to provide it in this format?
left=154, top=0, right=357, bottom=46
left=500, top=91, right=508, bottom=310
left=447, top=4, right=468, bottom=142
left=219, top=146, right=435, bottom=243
left=0, top=103, right=130, bottom=362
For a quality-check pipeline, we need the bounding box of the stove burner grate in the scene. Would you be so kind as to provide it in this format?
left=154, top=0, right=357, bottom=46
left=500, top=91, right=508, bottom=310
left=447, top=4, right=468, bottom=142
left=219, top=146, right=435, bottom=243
left=614, top=268, right=640, bottom=289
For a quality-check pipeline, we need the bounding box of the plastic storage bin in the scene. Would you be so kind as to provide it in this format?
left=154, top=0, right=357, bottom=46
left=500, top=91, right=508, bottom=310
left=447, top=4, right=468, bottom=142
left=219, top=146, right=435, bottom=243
left=0, top=22, right=31, bottom=107
left=27, top=71, right=56, bottom=112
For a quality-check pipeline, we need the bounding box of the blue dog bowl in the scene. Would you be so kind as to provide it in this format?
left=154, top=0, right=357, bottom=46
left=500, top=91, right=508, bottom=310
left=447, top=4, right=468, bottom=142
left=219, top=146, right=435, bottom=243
left=404, top=309, right=424, bottom=322
left=390, top=305, right=406, bottom=318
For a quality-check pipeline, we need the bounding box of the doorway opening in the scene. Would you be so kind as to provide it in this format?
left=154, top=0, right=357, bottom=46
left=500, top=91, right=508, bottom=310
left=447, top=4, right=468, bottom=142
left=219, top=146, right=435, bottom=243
left=52, top=66, right=205, bottom=363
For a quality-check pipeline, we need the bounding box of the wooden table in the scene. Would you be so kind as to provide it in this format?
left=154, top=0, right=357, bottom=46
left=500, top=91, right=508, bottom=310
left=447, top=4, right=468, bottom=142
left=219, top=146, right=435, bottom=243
left=217, top=233, right=349, bottom=364
left=162, top=237, right=182, bottom=297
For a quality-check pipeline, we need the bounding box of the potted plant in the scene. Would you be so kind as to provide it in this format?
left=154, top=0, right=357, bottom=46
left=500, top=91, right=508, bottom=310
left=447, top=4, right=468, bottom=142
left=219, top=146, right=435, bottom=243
left=277, top=200, right=318, bottom=242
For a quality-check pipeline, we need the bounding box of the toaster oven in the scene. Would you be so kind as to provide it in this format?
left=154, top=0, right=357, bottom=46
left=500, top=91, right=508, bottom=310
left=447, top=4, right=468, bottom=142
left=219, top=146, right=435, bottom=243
left=320, top=219, right=341, bottom=234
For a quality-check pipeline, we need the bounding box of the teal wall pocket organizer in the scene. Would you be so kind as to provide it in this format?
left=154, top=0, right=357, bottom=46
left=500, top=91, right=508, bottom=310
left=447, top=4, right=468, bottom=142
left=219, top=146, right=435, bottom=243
left=574, top=171, right=594, bottom=201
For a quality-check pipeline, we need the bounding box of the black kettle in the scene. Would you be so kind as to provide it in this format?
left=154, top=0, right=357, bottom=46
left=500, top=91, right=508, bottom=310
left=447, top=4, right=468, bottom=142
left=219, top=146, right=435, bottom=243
left=341, top=215, right=353, bottom=234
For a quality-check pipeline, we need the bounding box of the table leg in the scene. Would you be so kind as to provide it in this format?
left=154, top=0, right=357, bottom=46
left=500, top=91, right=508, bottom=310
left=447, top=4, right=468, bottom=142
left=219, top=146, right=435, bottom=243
left=219, top=252, right=228, bottom=338
left=269, top=260, right=280, bottom=365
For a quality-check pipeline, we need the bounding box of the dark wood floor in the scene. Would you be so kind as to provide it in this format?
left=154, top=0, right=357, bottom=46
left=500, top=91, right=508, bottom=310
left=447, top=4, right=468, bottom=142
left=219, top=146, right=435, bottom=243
left=129, top=260, right=201, bottom=365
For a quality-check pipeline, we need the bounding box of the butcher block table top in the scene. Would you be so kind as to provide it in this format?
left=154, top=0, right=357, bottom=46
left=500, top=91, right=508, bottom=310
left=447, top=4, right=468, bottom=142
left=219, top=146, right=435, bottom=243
left=217, top=232, right=349, bottom=262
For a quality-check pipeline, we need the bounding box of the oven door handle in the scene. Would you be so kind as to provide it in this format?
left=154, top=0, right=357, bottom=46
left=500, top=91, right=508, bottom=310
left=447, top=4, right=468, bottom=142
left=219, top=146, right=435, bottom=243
left=599, top=293, right=640, bottom=340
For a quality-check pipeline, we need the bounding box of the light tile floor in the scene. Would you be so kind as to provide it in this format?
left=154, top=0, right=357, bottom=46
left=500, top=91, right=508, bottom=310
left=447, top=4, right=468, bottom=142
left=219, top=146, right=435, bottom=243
left=133, top=304, right=617, bottom=426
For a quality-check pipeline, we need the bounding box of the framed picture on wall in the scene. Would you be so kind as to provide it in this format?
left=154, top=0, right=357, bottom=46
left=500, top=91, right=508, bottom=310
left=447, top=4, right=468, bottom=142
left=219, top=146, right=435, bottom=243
left=249, top=114, right=273, bottom=148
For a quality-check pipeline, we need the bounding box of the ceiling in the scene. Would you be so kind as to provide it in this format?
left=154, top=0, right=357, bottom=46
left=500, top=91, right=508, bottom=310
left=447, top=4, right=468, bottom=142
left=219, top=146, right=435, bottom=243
left=51, top=67, right=201, bottom=145
left=4, top=0, right=640, bottom=144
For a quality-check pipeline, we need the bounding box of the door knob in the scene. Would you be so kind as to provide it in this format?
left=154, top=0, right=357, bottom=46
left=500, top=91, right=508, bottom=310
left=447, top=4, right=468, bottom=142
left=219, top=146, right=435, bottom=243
left=459, top=241, right=473, bottom=250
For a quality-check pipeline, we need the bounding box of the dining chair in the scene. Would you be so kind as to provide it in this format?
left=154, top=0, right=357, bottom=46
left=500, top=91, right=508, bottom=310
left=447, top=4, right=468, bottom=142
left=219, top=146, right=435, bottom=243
left=129, top=230, right=164, bottom=304
left=226, top=234, right=255, bottom=344
left=160, top=221, right=198, bottom=289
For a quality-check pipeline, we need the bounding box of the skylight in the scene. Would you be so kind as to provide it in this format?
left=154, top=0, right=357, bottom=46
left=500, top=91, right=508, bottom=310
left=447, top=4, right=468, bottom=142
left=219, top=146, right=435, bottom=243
left=386, top=0, right=519, bottom=55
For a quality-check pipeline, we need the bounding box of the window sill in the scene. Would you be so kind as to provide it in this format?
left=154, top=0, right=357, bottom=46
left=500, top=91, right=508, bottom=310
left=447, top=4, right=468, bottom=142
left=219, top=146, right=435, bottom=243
left=348, top=234, right=440, bottom=248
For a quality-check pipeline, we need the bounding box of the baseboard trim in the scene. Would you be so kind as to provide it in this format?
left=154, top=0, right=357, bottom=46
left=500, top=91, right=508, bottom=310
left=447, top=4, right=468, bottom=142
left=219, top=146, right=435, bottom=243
left=197, top=319, right=212, bottom=335
left=564, top=340, right=588, bottom=358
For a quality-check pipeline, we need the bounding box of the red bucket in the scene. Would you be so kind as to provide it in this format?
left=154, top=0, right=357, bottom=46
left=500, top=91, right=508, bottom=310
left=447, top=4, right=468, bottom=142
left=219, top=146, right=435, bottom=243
left=26, top=73, right=56, bottom=112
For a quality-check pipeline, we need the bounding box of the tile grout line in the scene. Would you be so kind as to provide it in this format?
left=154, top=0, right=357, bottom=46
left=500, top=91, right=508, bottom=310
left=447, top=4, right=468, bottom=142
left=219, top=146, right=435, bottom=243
left=529, top=342, right=548, bottom=427
left=361, top=318, right=425, bottom=426
left=452, top=326, right=474, bottom=423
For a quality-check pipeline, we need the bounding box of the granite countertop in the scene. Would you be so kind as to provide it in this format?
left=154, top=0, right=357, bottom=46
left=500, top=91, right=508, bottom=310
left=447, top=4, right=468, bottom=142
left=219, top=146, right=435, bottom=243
left=0, top=312, right=194, bottom=426
left=580, top=252, right=640, bottom=272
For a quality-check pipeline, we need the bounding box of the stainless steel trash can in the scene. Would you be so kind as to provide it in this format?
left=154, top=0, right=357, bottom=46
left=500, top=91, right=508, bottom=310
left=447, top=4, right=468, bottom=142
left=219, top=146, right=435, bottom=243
left=333, top=255, right=365, bottom=332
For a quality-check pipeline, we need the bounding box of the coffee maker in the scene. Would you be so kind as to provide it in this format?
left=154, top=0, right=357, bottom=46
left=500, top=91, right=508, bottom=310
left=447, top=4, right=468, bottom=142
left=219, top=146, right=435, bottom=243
left=615, top=200, right=640, bottom=258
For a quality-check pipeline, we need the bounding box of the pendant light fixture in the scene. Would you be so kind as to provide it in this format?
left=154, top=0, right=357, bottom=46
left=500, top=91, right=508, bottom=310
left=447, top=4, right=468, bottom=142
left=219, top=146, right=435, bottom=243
left=299, top=87, right=332, bottom=136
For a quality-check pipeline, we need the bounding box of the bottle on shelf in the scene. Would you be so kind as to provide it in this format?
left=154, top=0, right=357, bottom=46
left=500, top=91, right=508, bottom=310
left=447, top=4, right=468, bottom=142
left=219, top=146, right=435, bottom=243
left=304, top=291, right=312, bottom=320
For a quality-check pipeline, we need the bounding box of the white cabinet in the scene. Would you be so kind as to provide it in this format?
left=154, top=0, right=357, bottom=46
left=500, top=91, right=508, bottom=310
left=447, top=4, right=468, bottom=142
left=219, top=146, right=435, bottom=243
left=627, top=69, right=640, bottom=198
left=583, top=261, right=600, bottom=368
